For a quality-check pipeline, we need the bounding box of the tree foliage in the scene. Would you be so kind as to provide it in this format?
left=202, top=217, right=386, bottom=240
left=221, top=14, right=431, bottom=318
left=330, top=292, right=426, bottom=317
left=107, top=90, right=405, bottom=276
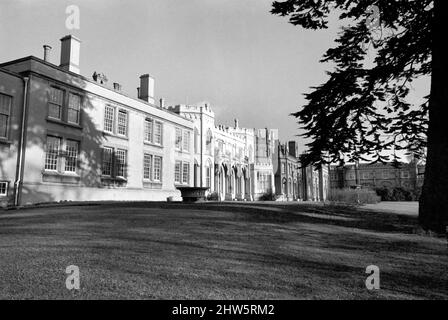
left=271, top=0, right=432, bottom=166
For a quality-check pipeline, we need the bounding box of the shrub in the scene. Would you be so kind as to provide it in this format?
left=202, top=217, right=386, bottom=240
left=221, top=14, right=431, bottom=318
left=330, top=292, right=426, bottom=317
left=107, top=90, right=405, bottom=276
left=259, top=191, right=278, bottom=201
left=375, top=187, right=393, bottom=201
left=206, top=192, right=220, bottom=201
left=329, top=188, right=381, bottom=205
left=392, top=187, right=412, bottom=201
left=375, top=187, right=421, bottom=201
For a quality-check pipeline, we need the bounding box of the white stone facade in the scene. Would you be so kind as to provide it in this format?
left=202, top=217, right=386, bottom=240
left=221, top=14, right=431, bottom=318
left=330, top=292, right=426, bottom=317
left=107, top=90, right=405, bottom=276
left=168, top=103, right=277, bottom=201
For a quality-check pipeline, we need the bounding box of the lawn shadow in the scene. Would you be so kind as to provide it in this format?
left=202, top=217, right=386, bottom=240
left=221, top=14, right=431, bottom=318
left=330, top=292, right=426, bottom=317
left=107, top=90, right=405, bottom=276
left=154, top=202, right=419, bottom=235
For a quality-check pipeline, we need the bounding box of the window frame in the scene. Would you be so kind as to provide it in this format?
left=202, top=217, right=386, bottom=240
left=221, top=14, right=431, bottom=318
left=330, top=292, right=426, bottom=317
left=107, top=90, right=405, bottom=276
left=143, top=153, right=163, bottom=183
left=174, top=161, right=182, bottom=184
left=183, top=130, right=190, bottom=153
left=117, top=109, right=128, bottom=137
left=205, top=161, right=212, bottom=188
left=101, top=146, right=128, bottom=179
left=67, top=92, right=81, bottom=125
left=0, top=181, right=8, bottom=196
left=48, top=86, right=65, bottom=121
left=182, top=162, right=190, bottom=184
left=206, top=129, right=213, bottom=155
left=44, top=136, right=81, bottom=175
left=115, top=148, right=128, bottom=178
left=153, top=121, right=163, bottom=146
left=143, top=153, right=153, bottom=180
left=174, top=161, right=190, bottom=185
left=64, top=139, right=79, bottom=174
left=101, top=147, right=114, bottom=177
left=153, top=156, right=162, bottom=182
left=0, top=93, right=12, bottom=140
left=44, top=136, right=62, bottom=172
left=194, top=128, right=199, bottom=154
left=144, top=118, right=154, bottom=143
left=104, top=105, right=116, bottom=134
left=144, top=118, right=163, bottom=146
left=175, top=128, right=182, bottom=150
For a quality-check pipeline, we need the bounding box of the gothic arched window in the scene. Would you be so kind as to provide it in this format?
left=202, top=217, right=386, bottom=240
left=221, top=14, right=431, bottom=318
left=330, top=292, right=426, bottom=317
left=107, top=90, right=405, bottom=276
left=194, top=127, right=199, bottom=154
left=206, top=129, right=213, bottom=155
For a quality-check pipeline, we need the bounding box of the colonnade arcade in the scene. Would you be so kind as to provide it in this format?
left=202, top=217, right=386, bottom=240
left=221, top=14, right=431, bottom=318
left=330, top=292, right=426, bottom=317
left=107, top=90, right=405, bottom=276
left=214, top=162, right=251, bottom=201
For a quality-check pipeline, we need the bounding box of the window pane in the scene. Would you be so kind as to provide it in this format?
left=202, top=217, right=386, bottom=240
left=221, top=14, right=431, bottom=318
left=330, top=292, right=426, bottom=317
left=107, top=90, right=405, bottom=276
left=206, top=165, right=211, bottom=188
left=0, top=94, right=11, bottom=115
left=175, top=128, right=182, bottom=150
left=206, top=130, right=212, bottom=154
left=183, top=131, right=190, bottom=152
left=49, top=87, right=64, bottom=104
left=104, top=106, right=114, bottom=133
left=102, top=147, right=113, bottom=176
left=153, top=156, right=162, bottom=181
left=143, top=153, right=152, bottom=180
left=117, top=110, right=127, bottom=136
left=45, top=136, right=60, bottom=171
left=194, top=128, right=199, bottom=153
left=115, top=149, right=127, bottom=177
left=154, top=121, right=162, bottom=145
left=174, top=161, right=181, bottom=183
left=0, top=182, right=8, bottom=196
left=144, top=119, right=153, bottom=142
left=67, top=109, right=79, bottom=124
left=65, top=140, right=79, bottom=173
left=48, top=88, right=63, bottom=120
left=68, top=93, right=81, bottom=124
left=182, top=163, right=189, bottom=184
left=0, top=115, right=8, bottom=138
left=68, top=93, right=81, bottom=110
left=48, top=103, right=61, bottom=119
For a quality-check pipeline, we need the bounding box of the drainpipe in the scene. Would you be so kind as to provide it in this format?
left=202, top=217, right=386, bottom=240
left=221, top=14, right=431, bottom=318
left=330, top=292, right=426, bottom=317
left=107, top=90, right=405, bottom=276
left=200, top=106, right=203, bottom=188
left=14, top=76, right=30, bottom=207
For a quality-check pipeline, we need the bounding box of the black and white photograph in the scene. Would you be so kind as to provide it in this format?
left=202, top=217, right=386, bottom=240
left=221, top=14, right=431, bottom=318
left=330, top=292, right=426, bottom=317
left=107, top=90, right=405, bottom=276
left=0, top=0, right=447, bottom=307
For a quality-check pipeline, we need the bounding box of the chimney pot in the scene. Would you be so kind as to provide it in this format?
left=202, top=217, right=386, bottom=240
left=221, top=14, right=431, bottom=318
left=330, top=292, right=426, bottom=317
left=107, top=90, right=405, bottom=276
left=159, top=98, right=165, bottom=109
left=43, top=45, right=52, bottom=62
left=113, top=82, right=122, bottom=91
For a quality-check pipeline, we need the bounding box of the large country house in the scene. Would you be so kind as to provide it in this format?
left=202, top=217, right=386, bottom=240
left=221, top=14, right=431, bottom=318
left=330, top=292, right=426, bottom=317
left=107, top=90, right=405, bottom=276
left=0, top=35, right=329, bottom=206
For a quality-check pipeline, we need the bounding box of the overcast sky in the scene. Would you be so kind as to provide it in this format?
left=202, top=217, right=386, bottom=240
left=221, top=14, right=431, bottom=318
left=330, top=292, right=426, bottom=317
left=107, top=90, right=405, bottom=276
left=0, top=0, right=428, bottom=154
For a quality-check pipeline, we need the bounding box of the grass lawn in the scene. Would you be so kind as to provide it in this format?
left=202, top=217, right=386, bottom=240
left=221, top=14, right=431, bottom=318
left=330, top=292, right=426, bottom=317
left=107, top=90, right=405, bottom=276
left=0, top=201, right=446, bottom=299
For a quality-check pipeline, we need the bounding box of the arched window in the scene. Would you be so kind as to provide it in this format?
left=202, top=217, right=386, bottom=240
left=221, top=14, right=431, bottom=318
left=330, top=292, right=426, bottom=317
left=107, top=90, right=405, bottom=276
left=194, top=160, right=200, bottom=187
left=206, top=129, right=213, bottom=155
left=194, top=128, right=199, bottom=154
left=282, top=178, right=287, bottom=194
left=205, top=160, right=212, bottom=188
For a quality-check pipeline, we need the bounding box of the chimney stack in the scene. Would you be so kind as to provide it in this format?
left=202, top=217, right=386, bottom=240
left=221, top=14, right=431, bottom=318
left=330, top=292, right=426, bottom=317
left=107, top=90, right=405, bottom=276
left=138, top=74, right=154, bottom=102
left=43, top=45, right=52, bottom=62
left=234, top=118, right=239, bottom=128
left=60, top=35, right=81, bottom=74
left=159, top=98, right=165, bottom=109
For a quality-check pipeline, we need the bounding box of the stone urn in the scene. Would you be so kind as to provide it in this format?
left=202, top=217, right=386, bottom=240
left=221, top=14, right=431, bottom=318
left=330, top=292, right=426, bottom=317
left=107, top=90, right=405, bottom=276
left=175, top=187, right=210, bottom=202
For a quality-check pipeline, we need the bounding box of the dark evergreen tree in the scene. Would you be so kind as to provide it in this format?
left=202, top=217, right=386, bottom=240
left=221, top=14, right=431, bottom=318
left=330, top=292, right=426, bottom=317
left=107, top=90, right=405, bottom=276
left=271, top=0, right=447, bottom=232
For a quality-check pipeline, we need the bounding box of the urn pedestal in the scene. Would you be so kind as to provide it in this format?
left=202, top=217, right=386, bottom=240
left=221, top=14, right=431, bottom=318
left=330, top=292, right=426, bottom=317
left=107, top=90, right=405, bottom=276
left=176, top=187, right=209, bottom=202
